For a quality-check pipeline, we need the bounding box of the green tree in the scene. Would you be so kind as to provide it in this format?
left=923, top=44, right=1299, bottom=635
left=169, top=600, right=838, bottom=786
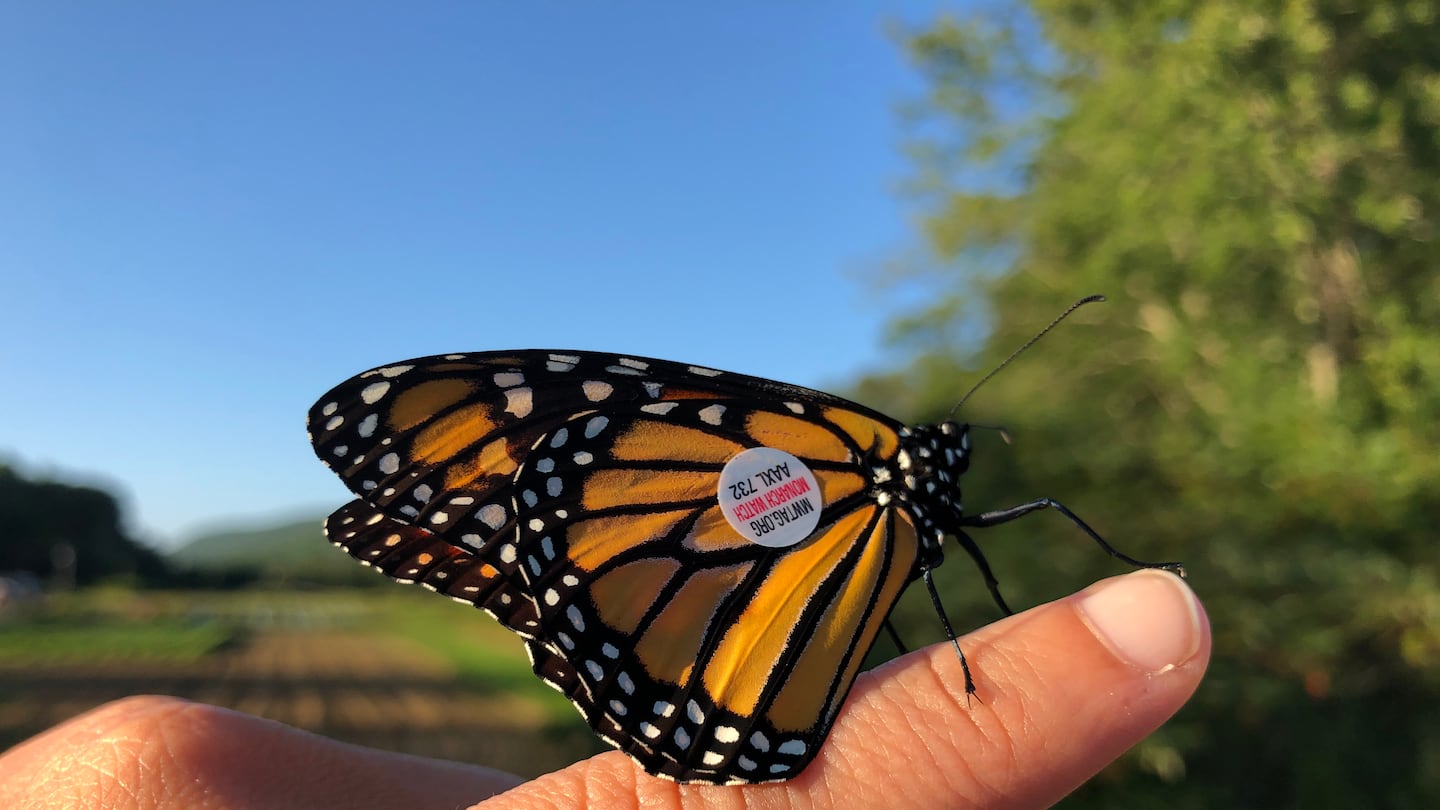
left=0, top=465, right=171, bottom=586
left=872, top=2, right=1440, bottom=807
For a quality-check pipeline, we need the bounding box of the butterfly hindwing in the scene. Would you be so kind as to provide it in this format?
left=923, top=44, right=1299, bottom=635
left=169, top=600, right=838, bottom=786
left=507, top=399, right=919, bottom=782
left=323, top=499, right=547, bottom=635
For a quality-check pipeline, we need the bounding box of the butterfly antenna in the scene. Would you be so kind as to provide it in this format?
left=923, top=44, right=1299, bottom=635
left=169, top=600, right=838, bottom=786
left=948, top=295, right=1106, bottom=420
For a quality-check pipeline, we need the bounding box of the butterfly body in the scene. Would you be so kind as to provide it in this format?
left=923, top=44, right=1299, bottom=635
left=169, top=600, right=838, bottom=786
left=309, top=349, right=1176, bottom=784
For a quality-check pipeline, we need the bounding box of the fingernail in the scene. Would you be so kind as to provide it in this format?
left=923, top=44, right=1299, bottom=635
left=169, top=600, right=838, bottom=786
left=1077, top=570, right=1204, bottom=674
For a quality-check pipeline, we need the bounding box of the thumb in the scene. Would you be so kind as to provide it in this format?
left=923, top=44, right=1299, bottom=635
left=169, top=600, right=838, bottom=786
left=479, top=569, right=1210, bottom=809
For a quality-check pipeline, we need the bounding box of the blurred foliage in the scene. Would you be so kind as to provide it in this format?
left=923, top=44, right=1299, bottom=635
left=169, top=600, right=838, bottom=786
left=0, top=615, right=234, bottom=665
left=865, top=1, right=1440, bottom=806
left=0, top=464, right=172, bottom=586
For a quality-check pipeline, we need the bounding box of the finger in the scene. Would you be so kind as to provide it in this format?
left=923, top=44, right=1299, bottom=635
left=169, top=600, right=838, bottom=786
left=477, top=569, right=1209, bottom=810
left=0, top=695, right=523, bottom=810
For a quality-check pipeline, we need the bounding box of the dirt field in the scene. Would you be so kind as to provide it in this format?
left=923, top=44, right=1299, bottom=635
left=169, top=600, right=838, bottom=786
left=0, top=591, right=603, bottom=778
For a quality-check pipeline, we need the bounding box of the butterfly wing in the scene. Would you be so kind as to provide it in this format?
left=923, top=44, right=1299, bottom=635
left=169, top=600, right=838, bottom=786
left=324, top=499, right=544, bottom=634
left=508, top=399, right=919, bottom=782
left=307, top=351, right=922, bottom=784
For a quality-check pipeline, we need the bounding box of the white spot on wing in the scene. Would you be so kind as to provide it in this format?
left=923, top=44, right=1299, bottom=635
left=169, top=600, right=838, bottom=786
left=360, top=382, right=391, bottom=404
left=583, top=380, right=613, bottom=401
left=378, top=453, right=400, bottom=474
left=505, top=387, right=533, bottom=417
left=698, top=404, right=725, bottom=425
left=477, top=504, right=507, bottom=530
left=357, top=413, right=378, bottom=438
left=493, top=371, right=524, bottom=388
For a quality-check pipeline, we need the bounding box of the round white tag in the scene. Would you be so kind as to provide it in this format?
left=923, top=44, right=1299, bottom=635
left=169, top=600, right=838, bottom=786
left=717, top=447, right=824, bottom=548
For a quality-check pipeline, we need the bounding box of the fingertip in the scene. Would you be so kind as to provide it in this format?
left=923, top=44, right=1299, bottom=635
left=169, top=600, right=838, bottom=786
left=1076, top=569, right=1210, bottom=675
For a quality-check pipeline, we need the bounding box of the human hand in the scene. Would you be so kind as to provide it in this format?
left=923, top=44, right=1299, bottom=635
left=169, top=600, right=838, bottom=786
left=0, top=569, right=1208, bottom=809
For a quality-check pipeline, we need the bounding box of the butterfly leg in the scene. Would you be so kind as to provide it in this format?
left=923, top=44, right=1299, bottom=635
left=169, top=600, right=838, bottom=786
left=952, top=530, right=1015, bottom=617
left=922, top=566, right=977, bottom=701
left=962, top=498, right=1186, bottom=577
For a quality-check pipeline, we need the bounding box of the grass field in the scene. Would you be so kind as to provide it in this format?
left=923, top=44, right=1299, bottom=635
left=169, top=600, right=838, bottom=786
left=0, top=586, right=604, bottom=777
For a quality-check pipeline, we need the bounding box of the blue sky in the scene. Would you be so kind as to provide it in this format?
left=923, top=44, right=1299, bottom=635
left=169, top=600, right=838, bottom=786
left=1, top=2, right=966, bottom=548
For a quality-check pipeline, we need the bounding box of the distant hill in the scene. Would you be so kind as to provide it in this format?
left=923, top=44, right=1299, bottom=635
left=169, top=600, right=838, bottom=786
left=170, top=515, right=375, bottom=584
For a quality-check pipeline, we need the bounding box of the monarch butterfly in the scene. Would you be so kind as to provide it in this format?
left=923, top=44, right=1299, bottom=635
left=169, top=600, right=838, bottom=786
left=308, top=342, right=1182, bottom=785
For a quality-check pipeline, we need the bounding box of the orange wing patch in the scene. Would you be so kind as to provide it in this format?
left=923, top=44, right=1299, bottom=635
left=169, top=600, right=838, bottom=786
left=701, top=507, right=878, bottom=718
left=387, top=377, right=482, bottom=432
left=813, top=468, right=866, bottom=507
left=412, top=402, right=500, bottom=464
left=581, top=468, right=713, bottom=510
left=441, top=437, right=521, bottom=490
left=744, top=411, right=852, bottom=462
left=681, top=505, right=754, bottom=553
left=567, top=509, right=694, bottom=571
left=822, top=407, right=900, bottom=459
left=609, top=421, right=744, bottom=464
left=767, top=509, right=916, bottom=731
left=589, top=557, right=684, bottom=636
left=635, top=561, right=755, bottom=685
